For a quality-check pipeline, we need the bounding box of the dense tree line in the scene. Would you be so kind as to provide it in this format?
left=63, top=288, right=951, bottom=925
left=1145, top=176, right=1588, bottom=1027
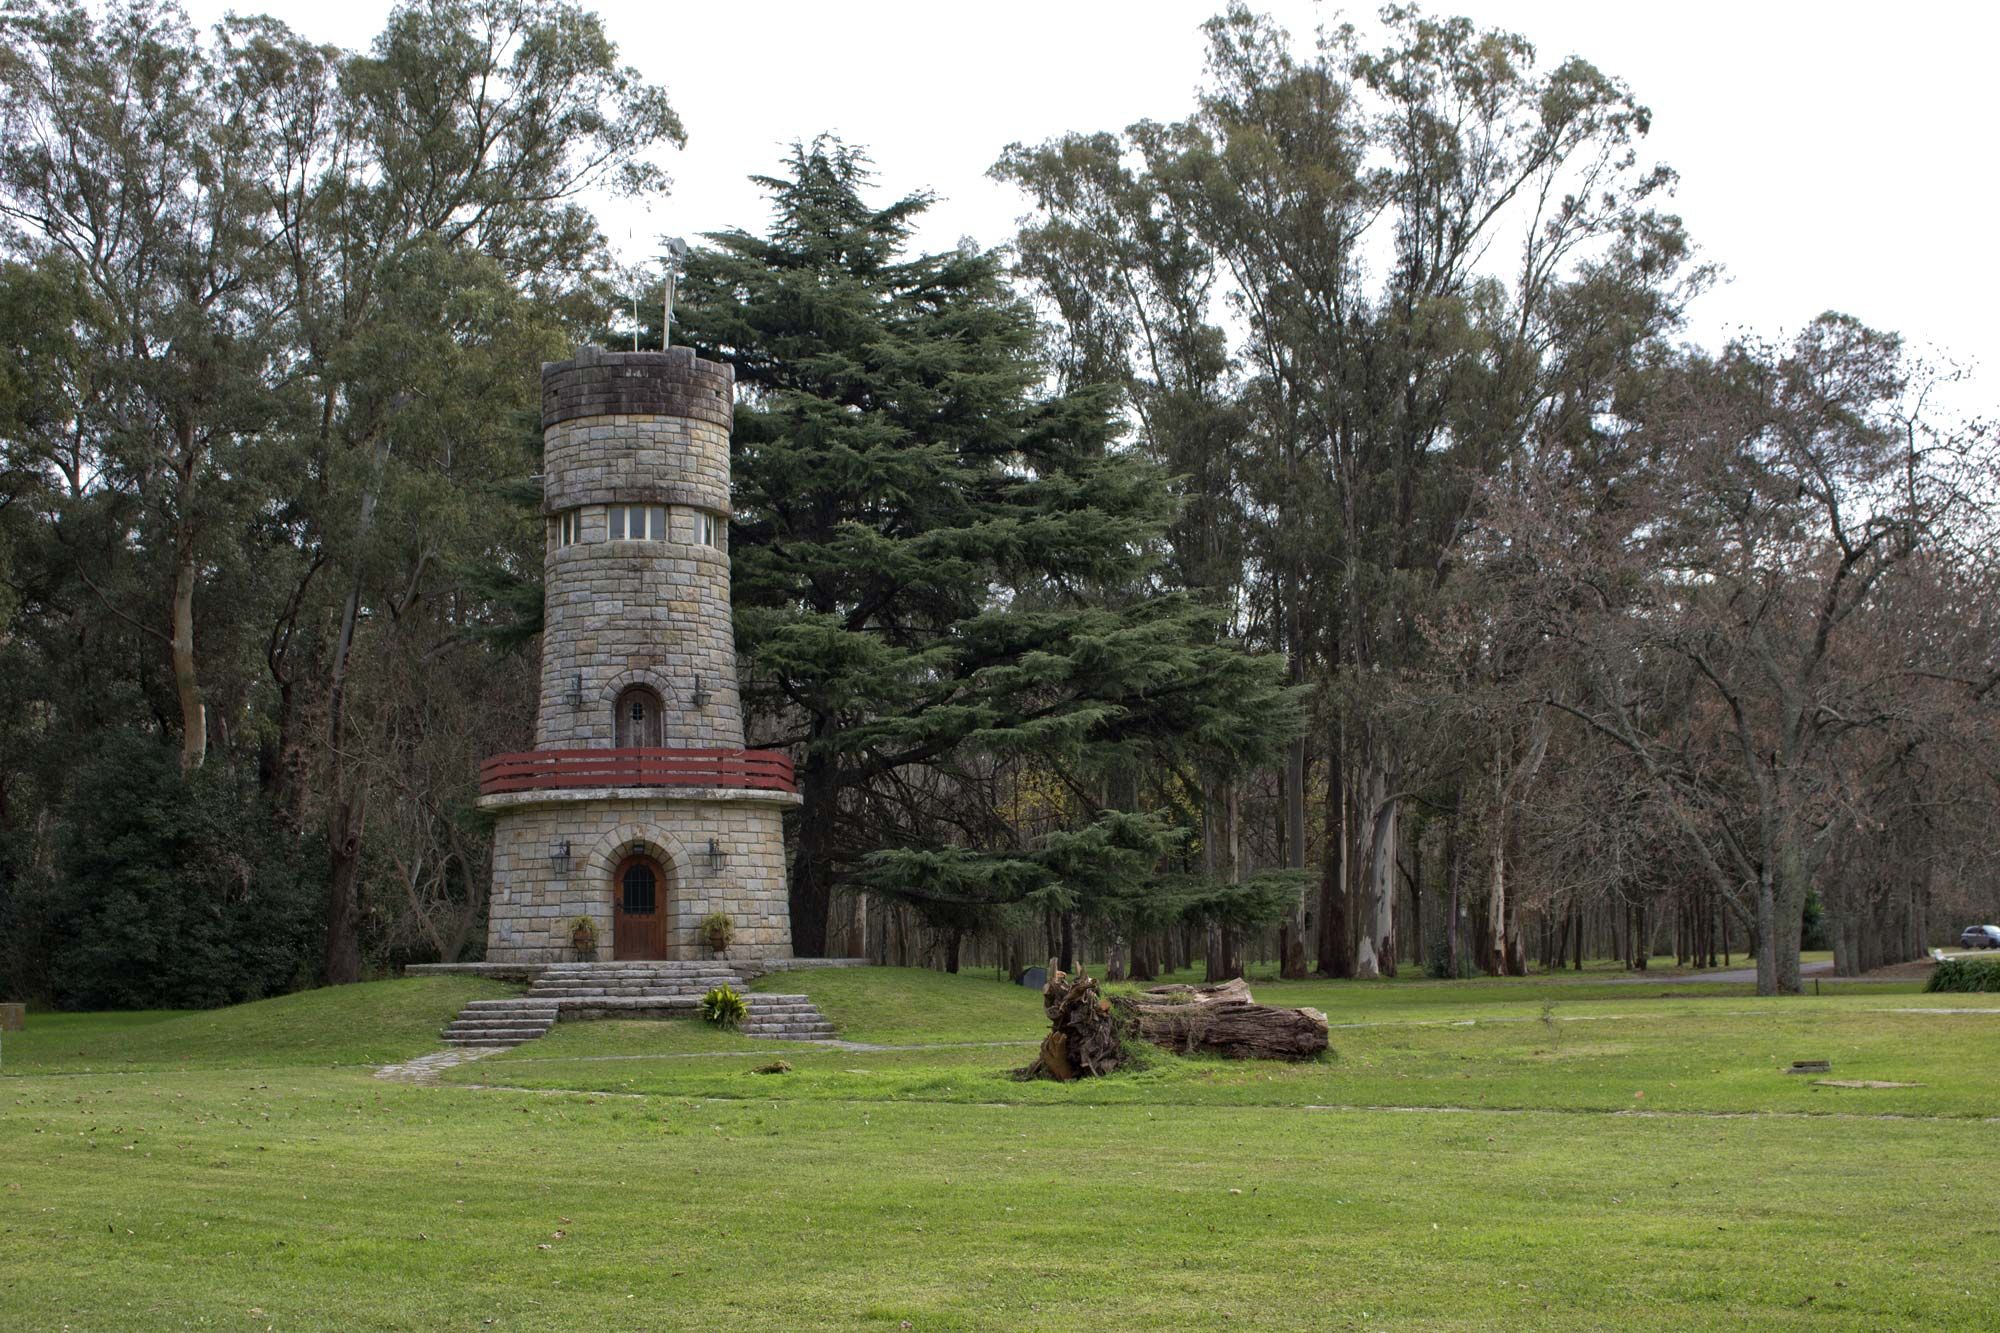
left=0, top=0, right=677, bottom=1000
left=0, top=1, right=1991, bottom=1005
left=996, top=5, right=2000, bottom=993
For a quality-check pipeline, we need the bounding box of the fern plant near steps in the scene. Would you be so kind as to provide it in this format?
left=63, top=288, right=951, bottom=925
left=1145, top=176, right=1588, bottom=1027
left=701, top=985, right=747, bottom=1029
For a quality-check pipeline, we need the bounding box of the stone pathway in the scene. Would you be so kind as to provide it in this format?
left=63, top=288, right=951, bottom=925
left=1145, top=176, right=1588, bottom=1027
left=374, top=1045, right=510, bottom=1084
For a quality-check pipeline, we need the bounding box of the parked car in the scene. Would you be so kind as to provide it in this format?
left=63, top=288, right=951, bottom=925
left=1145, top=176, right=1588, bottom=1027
left=1960, top=925, right=2000, bottom=949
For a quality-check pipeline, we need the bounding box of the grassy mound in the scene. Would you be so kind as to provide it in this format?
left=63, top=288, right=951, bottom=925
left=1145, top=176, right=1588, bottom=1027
left=751, top=965, right=1043, bottom=1043
left=0, top=976, right=517, bottom=1073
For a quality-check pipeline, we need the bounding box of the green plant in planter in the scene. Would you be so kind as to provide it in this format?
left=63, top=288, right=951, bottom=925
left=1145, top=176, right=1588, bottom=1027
left=568, top=915, right=598, bottom=960
left=701, top=984, right=747, bottom=1029
left=700, top=911, right=735, bottom=954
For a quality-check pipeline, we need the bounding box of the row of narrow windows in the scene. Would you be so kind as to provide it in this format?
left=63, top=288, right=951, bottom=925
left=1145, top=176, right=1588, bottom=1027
left=554, top=505, right=723, bottom=549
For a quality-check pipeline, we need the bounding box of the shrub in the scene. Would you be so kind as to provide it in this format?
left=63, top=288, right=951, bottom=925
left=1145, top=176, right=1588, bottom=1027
left=3, top=731, right=323, bottom=1010
left=1925, top=957, right=2000, bottom=993
left=700, top=984, right=747, bottom=1029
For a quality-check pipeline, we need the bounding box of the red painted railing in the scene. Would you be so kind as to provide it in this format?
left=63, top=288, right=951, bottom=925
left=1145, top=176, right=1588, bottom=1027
left=479, top=747, right=796, bottom=796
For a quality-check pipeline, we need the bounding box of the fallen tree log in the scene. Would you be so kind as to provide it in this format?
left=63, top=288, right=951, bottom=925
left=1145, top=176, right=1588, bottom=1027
left=1019, top=966, right=1329, bottom=1080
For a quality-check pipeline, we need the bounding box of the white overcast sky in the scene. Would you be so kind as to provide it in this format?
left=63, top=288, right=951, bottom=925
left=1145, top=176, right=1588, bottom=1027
left=187, top=0, right=1997, bottom=396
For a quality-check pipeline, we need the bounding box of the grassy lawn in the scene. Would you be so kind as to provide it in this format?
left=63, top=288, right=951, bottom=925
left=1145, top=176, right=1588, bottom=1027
left=3, top=971, right=1996, bottom=1329
left=0, top=977, right=518, bottom=1073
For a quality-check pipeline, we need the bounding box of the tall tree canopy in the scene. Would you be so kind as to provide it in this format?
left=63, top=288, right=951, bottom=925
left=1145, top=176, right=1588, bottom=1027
left=0, top=0, right=679, bottom=992
left=675, top=140, right=1301, bottom=958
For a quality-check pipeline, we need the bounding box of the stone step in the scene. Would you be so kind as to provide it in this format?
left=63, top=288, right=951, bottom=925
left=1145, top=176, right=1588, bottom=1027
left=534, top=971, right=744, bottom=982
left=459, top=1000, right=561, bottom=1013
left=540, top=960, right=744, bottom=972
left=531, top=983, right=741, bottom=992
left=443, top=1027, right=550, bottom=1044
left=552, top=996, right=700, bottom=1014
left=443, top=1017, right=553, bottom=1030
left=741, top=1028, right=837, bottom=1041
left=537, top=973, right=745, bottom=982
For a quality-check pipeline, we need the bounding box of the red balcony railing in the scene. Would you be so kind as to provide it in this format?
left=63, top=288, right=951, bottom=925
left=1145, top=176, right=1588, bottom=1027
left=479, top=747, right=796, bottom=796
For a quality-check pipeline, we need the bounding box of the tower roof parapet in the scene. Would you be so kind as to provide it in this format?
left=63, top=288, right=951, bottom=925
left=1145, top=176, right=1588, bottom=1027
left=541, top=344, right=734, bottom=429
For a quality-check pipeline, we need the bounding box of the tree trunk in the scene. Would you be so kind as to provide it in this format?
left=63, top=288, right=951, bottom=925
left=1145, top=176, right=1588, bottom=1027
left=1280, top=620, right=1309, bottom=979
left=1353, top=758, right=1396, bottom=979
left=323, top=793, right=365, bottom=984
left=790, top=753, right=838, bottom=958
left=170, top=542, right=206, bottom=772
left=1316, top=749, right=1352, bottom=977
left=1020, top=969, right=1329, bottom=1080
left=1129, top=934, right=1156, bottom=981
left=1104, top=931, right=1126, bottom=983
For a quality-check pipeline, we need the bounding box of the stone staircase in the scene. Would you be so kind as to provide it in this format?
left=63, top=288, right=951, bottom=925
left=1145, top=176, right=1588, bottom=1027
left=440, top=960, right=838, bottom=1047
left=439, top=996, right=561, bottom=1047
left=739, top=992, right=838, bottom=1041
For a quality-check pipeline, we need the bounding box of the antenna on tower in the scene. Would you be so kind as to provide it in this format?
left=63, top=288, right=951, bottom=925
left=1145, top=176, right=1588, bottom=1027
left=663, top=236, right=690, bottom=349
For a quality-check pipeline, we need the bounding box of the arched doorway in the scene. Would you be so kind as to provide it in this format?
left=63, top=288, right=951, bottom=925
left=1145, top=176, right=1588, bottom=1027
left=614, top=685, right=664, bottom=748
left=612, top=852, right=669, bottom=959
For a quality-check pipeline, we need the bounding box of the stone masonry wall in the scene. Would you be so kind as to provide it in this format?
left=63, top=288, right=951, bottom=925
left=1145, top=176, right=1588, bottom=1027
left=486, top=345, right=795, bottom=964
left=485, top=789, right=794, bottom=963
left=535, top=515, right=743, bottom=748
left=534, top=345, right=742, bottom=751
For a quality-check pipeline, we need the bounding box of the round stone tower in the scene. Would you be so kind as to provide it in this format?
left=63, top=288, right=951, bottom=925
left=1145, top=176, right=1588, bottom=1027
left=478, top=345, right=797, bottom=963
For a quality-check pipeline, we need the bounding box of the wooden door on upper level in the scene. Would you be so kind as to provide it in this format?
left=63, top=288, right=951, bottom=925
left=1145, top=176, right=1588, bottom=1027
left=612, top=854, right=668, bottom=960
left=614, top=686, right=664, bottom=748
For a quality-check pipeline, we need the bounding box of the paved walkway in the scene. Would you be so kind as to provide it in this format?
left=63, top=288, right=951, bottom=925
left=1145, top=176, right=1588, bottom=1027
left=374, top=1045, right=510, bottom=1084
left=1639, top=960, right=1839, bottom=985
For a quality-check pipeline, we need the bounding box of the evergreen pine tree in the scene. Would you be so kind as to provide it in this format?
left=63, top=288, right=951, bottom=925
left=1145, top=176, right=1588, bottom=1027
left=676, top=140, right=1299, bottom=956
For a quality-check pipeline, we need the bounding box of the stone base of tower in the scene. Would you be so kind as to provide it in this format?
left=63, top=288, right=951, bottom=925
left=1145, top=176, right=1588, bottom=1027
left=479, top=786, right=799, bottom=964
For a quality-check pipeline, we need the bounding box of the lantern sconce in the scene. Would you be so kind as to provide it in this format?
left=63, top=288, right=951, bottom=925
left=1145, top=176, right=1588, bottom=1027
left=690, top=675, right=712, bottom=710
left=548, top=839, right=572, bottom=873
left=707, top=837, right=726, bottom=870
left=566, top=672, right=584, bottom=710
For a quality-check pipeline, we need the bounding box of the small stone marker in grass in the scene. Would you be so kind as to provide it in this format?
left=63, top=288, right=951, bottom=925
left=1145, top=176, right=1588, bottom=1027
left=1017, top=966, right=1048, bottom=990
left=1782, top=1059, right=1832, bottom=1075
left=0, top=1003, right=22, bottom=1032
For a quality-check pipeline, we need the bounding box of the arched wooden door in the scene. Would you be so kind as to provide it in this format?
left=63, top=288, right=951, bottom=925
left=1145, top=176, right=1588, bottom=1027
left=612, top=854, right=669, bottom=959
left=614, top=686, right=664, bottom=748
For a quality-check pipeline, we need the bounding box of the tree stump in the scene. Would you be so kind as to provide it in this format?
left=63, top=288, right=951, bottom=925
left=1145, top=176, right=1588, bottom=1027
left=1019, top=966, right=1328, bottom=1080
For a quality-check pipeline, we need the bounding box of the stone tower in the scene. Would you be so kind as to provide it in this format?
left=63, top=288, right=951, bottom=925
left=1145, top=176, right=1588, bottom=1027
left=477, top=345, right=797, bottom=963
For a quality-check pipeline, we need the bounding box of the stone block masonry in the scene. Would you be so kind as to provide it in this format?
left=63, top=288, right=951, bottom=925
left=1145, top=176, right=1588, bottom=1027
left=479, top=345, right=797, bottom=964
left=484, top=788, right=792, bottom=960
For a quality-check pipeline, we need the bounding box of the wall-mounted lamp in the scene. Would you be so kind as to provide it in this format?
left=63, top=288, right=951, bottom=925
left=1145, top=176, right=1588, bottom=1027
left=566, top=672, right=584, bottom=710
left=706, top=837, right=726, bottom=870
left=548, top=839, right=572, bottom=873
left=690, top=676, right=712, bottom=710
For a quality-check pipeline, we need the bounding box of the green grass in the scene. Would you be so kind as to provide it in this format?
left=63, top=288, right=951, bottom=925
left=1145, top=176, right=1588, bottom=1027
left=0, top=977, right=516, bottom=1072
left=3, top=970, right=1997, bottom=1329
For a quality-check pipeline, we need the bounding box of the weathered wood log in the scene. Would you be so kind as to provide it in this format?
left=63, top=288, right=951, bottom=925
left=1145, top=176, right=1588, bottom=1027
left=1018, top=965, right=1328, bottom=1080
left=1124, top=997, right=1329, bottom=1060
left=1140, top=977, right=1254, bottom=1004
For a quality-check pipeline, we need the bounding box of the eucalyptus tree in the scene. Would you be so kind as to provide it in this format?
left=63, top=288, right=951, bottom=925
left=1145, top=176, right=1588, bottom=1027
left=999, top=5, right=1690, bottom=976
left=0, top=0, right=305, bottom=772
left=266, top=0, right=682, bottom=983
left=0, top=0, right=682, bottom=983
